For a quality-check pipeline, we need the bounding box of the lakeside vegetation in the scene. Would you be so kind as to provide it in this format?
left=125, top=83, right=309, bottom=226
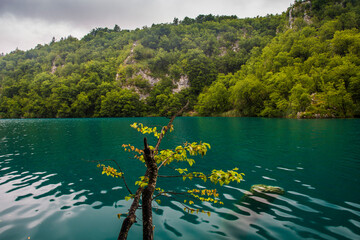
left=1, top=0, right=359, bottom=118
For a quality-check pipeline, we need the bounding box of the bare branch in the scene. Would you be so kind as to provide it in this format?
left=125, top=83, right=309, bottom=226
left=158, top=175, right=184, bottom=178
left=154, top=101, right=189, bottom=153
left=87, top=159, right=133, bottom=195
left=157, top=152, right=177, bottom=170
left=158, top=175, right=210, bottom=178
left=152, top=191, right=192, bottom=200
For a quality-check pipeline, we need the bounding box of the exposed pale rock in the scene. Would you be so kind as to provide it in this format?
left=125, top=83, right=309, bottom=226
left=219, top=47, right=227, bottom=57
left=232, top=41, right=240, bottom=52
left=123, top=41, right=137, bottom=65
left=172, top=75, right=190, bottom=93
left=137, top=69, right=160, bottom=87
left=289, top=0, right=312, bottom=29
left=51, top=65, right=57, bottom=74
left=122, top=85, right=149, bottom=100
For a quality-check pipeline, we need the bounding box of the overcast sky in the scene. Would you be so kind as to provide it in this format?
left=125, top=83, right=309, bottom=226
left=0, top=0, right=294, bottom=54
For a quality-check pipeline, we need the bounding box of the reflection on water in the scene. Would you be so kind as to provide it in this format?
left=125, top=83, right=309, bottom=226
left=0, top=118, right=359, bottom=239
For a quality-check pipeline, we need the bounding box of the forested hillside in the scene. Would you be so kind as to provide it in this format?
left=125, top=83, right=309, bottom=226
left=1, top=0, right=359, bottom=118
left=196, top=0, right=360, bottom=118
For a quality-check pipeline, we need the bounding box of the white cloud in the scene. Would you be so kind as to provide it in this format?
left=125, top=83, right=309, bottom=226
left=0, top=14, right=87, bottom=54
left=0, top=0, right=294, bottom=54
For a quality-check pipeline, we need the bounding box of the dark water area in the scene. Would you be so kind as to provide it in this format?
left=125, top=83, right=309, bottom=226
left=0, top=117, right=359, bottom=239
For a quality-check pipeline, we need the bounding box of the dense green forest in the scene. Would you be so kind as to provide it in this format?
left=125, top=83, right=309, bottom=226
left=1, top=0, right=360, bottom=118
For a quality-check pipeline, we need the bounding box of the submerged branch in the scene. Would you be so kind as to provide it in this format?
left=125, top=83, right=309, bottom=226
left=162, top=194, right=199, bottom=212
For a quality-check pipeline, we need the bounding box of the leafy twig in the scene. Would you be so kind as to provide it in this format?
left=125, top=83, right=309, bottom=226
left=88, top=159, right=133, bottom=195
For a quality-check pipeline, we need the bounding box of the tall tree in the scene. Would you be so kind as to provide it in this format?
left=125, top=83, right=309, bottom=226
left=97, top=104, right=244, bottom=239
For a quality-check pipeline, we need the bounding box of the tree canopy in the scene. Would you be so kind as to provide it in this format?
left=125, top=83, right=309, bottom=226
left=97, top=106, right=244, bottom=239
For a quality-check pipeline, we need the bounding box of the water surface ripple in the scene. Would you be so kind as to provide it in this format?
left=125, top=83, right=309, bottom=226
left=0, top=118, right=359, bottom=239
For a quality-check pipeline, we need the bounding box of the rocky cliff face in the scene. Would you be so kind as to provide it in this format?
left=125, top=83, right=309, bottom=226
left=288, top=0, right=312, bottom=29
left=172, top=75, right=190, bottom=93
left=116, top=41, right=190, bottom=99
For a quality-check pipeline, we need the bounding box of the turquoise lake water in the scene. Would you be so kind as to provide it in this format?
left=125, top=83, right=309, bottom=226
left=0, top=117, right=359, bottom=240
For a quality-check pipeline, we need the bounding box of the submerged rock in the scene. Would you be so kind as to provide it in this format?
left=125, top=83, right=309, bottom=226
left=240, top=184, right=284, bottom=203
left=249, top=184, right=285, bottom=195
